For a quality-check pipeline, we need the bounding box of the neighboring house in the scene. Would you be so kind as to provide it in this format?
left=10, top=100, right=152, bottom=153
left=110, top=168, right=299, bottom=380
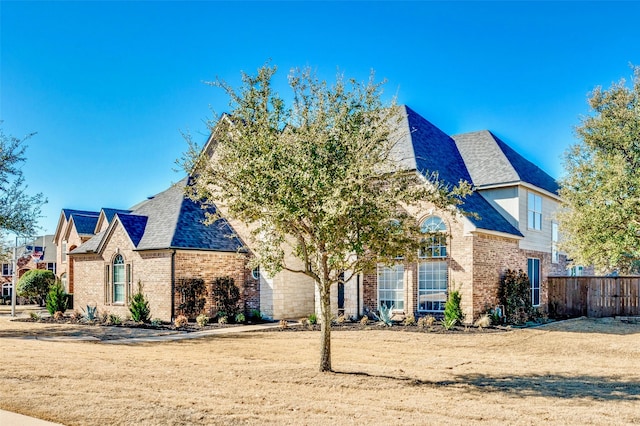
left=66, top=178, right=259, bottom=322
left=1, top=235, right=57, bottom=301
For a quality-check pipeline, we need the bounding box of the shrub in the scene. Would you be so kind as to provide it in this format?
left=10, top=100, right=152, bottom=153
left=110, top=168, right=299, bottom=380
left=443, top=290, right=464, bottom=327
left=249, top=309, right=262, bottom=321
left=308, top=313, right=318, bottom=325
left=150, top=318, right=163, bottom=327
left=441, top=316, right=457, bottom=330
left=499, top=269, right=533, bottom=324
left=403, top=313, right=416, bottom=326
left=176, top=278, right=207, bottom=319
left=359, top=316, right=369, bottom=326
left=129, top=281, right=151, bottom=323
left=108, top=314, right=122, bottom=325
left=300, top=317, right=309, bottom=326
left=174, top=314, right=188, bottom=328
left=70, top=310, right=83, bottom=322
left=235, top=312, right=246, bottom=323
left=29, top=311, right=41, bottom=321
left=45, top=281, right=68, bottom=315
left=17, top=269, right=55, bottom=306
left=83, top=305, right=98, bottom=321
left=377, top=304, right=393, bottom=326
left=418, top=315, right=435, bottom=329
left=218, top=315, right=228, bottom=324
left=211, top=276, right=241, bottom=321
left=335, top=314, right=346, bottom=324
left=279, top=319, right=289, bottom=329
left=474, top=314, right=491, bottom=328
left=196, top=313, right=209, bottom=327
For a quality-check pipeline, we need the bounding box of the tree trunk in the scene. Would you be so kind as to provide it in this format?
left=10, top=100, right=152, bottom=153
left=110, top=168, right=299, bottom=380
left=319, top=281, right=332, bottom=372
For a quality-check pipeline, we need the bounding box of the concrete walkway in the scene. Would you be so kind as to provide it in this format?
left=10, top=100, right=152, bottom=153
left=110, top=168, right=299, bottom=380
left=100, top=322, right=282, bottom=344
left=0, top=409, right=64, bottom=426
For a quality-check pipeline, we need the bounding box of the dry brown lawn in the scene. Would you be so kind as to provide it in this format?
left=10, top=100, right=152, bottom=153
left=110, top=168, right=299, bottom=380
left=1, top=316, right=639, bottom=425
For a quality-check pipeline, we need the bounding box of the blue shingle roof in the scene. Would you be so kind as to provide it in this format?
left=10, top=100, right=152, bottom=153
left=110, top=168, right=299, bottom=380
left=63, top=209, right=98, bottom=221
left=102, top=208, right=132, bottom=223
left=405, top=106, right=473, bottom=186
left=461, top=192, right=523, bottom=237
left=116, top=214, right=148, bottom=247
left=73, top=214, right=99, bottom=235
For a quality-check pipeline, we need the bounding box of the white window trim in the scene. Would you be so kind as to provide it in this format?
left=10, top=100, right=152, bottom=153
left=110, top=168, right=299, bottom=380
left=528, top=258, right=541, bottom=307
left=527, top=192, right=542, bottom=231
left=377, top=264, right=405, bottom=311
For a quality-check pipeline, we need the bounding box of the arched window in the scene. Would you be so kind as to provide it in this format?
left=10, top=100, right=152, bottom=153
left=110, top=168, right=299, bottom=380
left=113, top=254, right=125, bottom=303
left=418, top=216, right=448, bottom=313
left=419, top=216, right=447, bottom=258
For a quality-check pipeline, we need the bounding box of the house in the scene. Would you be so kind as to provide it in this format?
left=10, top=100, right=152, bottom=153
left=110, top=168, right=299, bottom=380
left=64, top=178, right=260, bottom=321
left=63, top=105, right=563, bottom=322
left=357, top=106, right=565, bottom=320
left=1, top=235, right=57, bottom=302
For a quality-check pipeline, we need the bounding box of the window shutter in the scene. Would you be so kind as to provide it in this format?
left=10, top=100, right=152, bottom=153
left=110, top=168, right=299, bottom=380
left=126, top=262, right=132, bottom=302
left=104, top=264, right=111, bottom=305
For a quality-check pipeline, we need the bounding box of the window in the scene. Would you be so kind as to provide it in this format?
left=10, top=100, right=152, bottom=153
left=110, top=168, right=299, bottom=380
left=551, top=222, right=559, bottom=264
left=2, top=263, right=13, bottom=276
left=61, top=273, right=68, bottom=293
left=377, top=264, right=404, bottom=310
left=419, top=216, right=447, bottom=258
left=2, top=283, right=11, bottom=297
left=113, top=254, right=125, bottom=303
left=528, top=258, right=540, bottom=306
left=528, top=192, right=542, bottom=230
left=61, top=241, right=67, bottom=263
left=418, top=261, right=447, bottom=312
left=251, top=267, right=260, bottom=280
left=46, top=262, right=56, bottom=275
left=570, top=265, right=583, bottom=277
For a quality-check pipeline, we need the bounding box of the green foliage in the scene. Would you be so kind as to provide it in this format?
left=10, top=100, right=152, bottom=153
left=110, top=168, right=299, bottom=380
left=377, top=304, right=394, bottom=326
left=0, top=126, right=46, bottom=235
left=211, top=276, right=240, bottom=321
left=128, top=281, right=151, bottom=323
left=234, top=312, right=246, bottom=323
left=83, top=305, right=98, bottom=321
left=108, top=314, right=122, bottom=325
left=249, top=308, right=262, bottom=321
left=443, top=290, right=464, bottom=327
left=441, top=316, right=457, bottom=330
left=29, top=311, right=41, bottom=321
left=45, top=280, right=68, bottom=315
left=307, top=313, right=317, bottom=325
left=558, top=66, right=640, bottom=273
left=17, top=269, right=55, bottom=304
left=182, top=64, right=469, bottom=372
left=176, top=278, right=207, bottom=319
left=499, top=269, right=533, bottom=324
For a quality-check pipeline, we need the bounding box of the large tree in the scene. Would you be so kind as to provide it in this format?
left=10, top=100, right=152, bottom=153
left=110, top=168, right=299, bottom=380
left=0, top=125, right=46, bottom=236
left=558, top=67, right=640, bottom=273
left=183, top=65, right=469, bottom=372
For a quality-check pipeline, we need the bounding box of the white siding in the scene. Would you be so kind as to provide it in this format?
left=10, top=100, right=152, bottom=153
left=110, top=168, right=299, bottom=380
left=477, top=187, right=520, bottom=227
left=518, top=187, right=559, bottom=253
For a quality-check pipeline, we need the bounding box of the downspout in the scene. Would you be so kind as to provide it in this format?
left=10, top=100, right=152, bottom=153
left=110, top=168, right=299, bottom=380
left=356, top=273, right=361, bottom=317
left=171, top=249, right=176, bottom=321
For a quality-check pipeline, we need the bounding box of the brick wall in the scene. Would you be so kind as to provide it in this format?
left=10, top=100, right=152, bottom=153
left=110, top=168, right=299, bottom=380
left=72, top=221, right=258, bottom=322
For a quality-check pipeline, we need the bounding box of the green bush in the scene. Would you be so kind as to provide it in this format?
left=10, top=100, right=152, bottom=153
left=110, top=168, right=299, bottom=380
left=308, top=313, right=318, bottom=325
left=18, top=269, right=55, bottom=306
left=249, top=309, right=262, bottom=321
left=128, top=282, right=151, bottom=323
left=235, top=312, right=246, bottom=323
left=211, top=276, right=240, bottom=322
left=499, top=269, right=533, bottom=324
left=443, top=290, right=464, bottom=327
left=196, top=313, right=209, bottom=327
left=45, top=280, right=68, bottom=315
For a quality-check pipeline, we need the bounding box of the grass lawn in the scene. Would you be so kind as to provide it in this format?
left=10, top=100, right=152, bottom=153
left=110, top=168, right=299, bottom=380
left=0, top=316, right=639, bottom=425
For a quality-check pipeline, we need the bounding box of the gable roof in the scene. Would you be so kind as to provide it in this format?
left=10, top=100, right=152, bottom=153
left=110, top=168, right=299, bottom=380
left=62, top=209, right=99, bottom=221
left=397, top=106, right=523, bottom=238
left=71, top=178, right=244, bottom=255
left=71, top=214, right=100, bottom=235
left=54, top=209, right=100, bottom=242
left=452, top=130, right=559, bottom=195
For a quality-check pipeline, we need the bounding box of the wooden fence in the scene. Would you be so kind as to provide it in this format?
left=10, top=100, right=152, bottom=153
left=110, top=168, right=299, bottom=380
left=548, top=276, right=640, bottom=318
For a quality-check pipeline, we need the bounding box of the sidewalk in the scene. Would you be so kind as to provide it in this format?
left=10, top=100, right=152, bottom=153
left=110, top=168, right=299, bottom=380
left=0, top=409, right=64, bottom=426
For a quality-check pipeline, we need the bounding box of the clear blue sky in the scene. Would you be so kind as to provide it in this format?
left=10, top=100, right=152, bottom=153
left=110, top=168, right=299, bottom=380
left=2, top=1, right=639, bottom=236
